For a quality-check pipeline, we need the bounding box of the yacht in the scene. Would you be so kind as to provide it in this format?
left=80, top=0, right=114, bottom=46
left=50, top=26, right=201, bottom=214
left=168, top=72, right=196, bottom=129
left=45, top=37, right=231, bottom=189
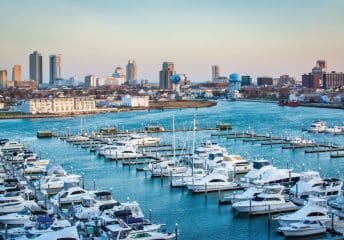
left=171, top=168, right=206, bottom=187
left=0, top=141, right=25, bottom=152
left=241, top=159, right=272, bottom=184
left=289, top=171, right=323, bottom=198
left=326, top=125, right=343, bottom=133
left=252, top=167, right=300, bottom=186
left=40, top=174, right=81, bottom=195
left=126, top=134, right=160, bottom=146
left=128, top=231, right=176, bottom=240
left=104, top=146, right=143, bottom=160
left=187, top=167, right=238, bottom=193
left=308, top=120, right=327, bottom=133
left=66, top=135, right=89, bottom=143
left=53, top=186, right=89, bottom=205
left=23, top=163, right=47, bottom=174
left=311, top=178, right=342, bottom=200
left=26, top=215, right=72, bottom=238
left=275, top=197, right=330, bottom=227
left=34, top=226, right=79, bottom=240
left=97, top=141, right=129, bottom=156
left=290, top=137, right=315, bottom=147
left=0, top=196, right=26, bottom=214
left=74, top=191, right=118, bottom=220
left=278, top=219, right=326, bottom=237
left=222, top=154, right=251, bottom=174
left=0, top=211, right=31, bottom=225
left=222, top=186, right=263, bottom=204
left=232, top=185, right=298, bottom=214
left=328, top=191, right=344, bottom=210
left=150, top=160, right=188, bottom=177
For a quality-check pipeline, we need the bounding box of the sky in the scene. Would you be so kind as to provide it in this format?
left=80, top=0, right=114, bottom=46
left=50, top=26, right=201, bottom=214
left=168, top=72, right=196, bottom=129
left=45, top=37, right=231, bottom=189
left=0, top=0, right=344, bottom=83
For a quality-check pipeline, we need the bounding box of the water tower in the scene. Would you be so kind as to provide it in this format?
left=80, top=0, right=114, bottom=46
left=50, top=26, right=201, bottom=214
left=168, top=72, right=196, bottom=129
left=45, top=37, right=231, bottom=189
left=170, top=74, right=185, bottom=95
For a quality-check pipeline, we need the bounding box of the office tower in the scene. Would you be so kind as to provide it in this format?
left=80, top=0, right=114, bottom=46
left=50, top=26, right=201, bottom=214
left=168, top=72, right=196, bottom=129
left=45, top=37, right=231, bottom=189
left=212, top=65, right=220, bottom=80
left=257, top=76, right=273, bottom=86
left=29, top=51, right=43, bottom=84
left=84, top=75, right=97, bottom=88
left=316, top=60, right=327, bottom=72
left=12, top=65, right=21, bottom=82
left=323, top=72, right=344, bottom=89
left=302, top=73, right=320, bottom=88
left=0, top=70, right=7, bottom=88
left=241, top=75, right=252, bottom=86
left=159, top=62, right=175, bottom=90
left=126, top=60, right=138, bottom=85
left=49, top=54, right=61, bottom=85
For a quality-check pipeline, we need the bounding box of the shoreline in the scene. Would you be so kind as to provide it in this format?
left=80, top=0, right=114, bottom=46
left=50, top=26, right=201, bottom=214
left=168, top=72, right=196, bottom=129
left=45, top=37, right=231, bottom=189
left=0, top=100, right=217, bottom=119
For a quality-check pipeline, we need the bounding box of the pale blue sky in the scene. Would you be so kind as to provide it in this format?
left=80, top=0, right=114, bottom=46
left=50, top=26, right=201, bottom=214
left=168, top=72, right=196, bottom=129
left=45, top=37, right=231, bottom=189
left=0, top=0, right=343, bottom=83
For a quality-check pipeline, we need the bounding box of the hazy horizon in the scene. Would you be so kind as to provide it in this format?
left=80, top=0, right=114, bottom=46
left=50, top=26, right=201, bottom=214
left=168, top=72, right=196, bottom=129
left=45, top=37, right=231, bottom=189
left=1, top=0, right=344, bottom=83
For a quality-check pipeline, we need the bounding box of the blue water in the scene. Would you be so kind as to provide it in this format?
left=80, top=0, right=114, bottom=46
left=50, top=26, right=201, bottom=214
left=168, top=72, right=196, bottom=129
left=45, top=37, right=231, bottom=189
left=1, top=101, right=343, bottom=239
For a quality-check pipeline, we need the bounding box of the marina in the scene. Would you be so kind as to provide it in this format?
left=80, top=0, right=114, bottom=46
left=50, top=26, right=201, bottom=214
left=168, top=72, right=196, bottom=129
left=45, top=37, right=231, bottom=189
left=0, top=101, right=344, bottom=239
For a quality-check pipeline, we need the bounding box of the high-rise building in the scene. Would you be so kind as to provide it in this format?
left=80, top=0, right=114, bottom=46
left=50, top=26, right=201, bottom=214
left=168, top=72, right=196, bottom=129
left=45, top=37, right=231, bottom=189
left=257, top=77, right=273, bottom=86
left=241, top=75, right=252, bottom=86
left=0, top=70, right=7, bottom=88
left=323, top=71, right=344, bottom=89
left=159, top=62, right=175, bottom=90
left=49, top=54, right=61, bottom=85
left=316, top=60, right=327, bottom=72
left=29, top=51, right=43, bottom=84
left=12, top=65, right=21, bottom=82
left=84, top=75, right=97, bottom=88
left=302, top=73, right=320, bottom=88
left=212, top=65, right=220, bottom=80
left=126, top=60, right=138, bottom=85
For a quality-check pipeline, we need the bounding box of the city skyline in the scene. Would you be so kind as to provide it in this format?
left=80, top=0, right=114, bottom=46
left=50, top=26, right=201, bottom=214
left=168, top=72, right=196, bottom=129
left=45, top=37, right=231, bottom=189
left=0, top=0, right=344, bottom=83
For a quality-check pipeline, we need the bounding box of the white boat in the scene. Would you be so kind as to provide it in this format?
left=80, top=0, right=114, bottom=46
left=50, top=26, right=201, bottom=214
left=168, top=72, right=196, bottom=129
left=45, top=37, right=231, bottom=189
left=0, top=196, right=26, bottom=214
left=150, top=160, right=188, bottom=177
left=308, top=120, right=327, bottom=133
left=0, top=211, right=31, bottom=225
left=241, top=159, right=272, bottom=183
left=252, top=166, right=300, bottom=186
left=104, top=146, right=143, bottom=160
left=26, top=216, right=71, bottom=238
left=23, top=163, right=47, bottom=174
left=97, top=141, right=129, bottom=156
left=187, top=167, right=238, bottom=193
left=66, top=135, right=89, bottom=143
left=278, top=219, right=326, bottom=237
left=40, top=174, right=81, bottom=195
left=275, top=197, right=330, bottom=227
left=289, top=171, right=323, bottom=198
left=232, top=185, right=298, bottom=214
left=222, top=186, right=263, bottom=204
left=34, top=226, right=79, bottom=240
left=128, top=231, right=176, bottom=240
left=127, top=134, right=160, bottom=146
left=171, top=168, right=206, bottom=187
left=74, top=191, right=118, bottom=220
left=53, top=186, right=89, bottom=205
left=328, top=191, right=344, bottom=210
left=290, top=137, right=315, bottom=146
left=326, top=126, right=343, bottom=133
left=311, top=178, right=342, bottom=200
left=0, top=141, right=25, bottom=152
left=222, top=154, right=252, bottom=174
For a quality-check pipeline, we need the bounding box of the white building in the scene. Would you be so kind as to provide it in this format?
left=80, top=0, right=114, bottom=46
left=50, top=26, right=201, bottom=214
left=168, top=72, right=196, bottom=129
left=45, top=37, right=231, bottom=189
left=121, top=95, right=149, bottom=107
left=84, top=75, right=97, bottom=88
left=19, top=97, right=96, bottom=114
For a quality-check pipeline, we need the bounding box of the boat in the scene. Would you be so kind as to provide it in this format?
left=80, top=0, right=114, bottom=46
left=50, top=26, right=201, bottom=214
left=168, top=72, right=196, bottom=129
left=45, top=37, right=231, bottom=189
left=308, top=120, right=327, bottom=133
left=222, top=154, right=251, bottom=174
left=290, top=137, right=315, bottom=147
left=328, top=191, right=344, bottom=210
left=97, top=141, right=130, bottom=156
left=74, top=191, right=118, bottom=220
left=127, top=134, right=160, bottom=146
left=128, top=231, right=176, bottom=240
left=326, top=126, right=343, bottom=133
left=150, top=160, right=188, bottom=177
left=275, top=197, right=330, bottom=227
left=222, top=186, right=263, bottom=204
left=23, top=163, right=47, bottom=174
left=34, top=226, right=79, bottom=240
left=311, top=178, right=342, bottom=200
left=241, top=159, right=272, bottom=184
left=278, top=219, right=326, bottom=237
left=0, top=141, right=25, bottom=152
left=0, top=196, right=26, bottom=214
left=187, top=167, right=239, bottom=193
left=216, top=122, right=232, bottom=130
left=171, top=168, right=206, bottom=187
left=26, top=215, right=72, bottom=238
left=278, top=100, right=299, bottom=107
left=53, top=186, right=89, bottom=205
left=252, top=166, right=300, bottom=186
left=37, top=130, right=53, bottom=138
left=145, top=125, right=165, bottom=133
left=40, top=174, right=81, bottom=195
left=0, top=211, right=31, bottom=225
left=104, top=147, right=143, bottom=160
left=289, top=171, right=323, bottom=198
left=232, top=185, right=298, bottom=214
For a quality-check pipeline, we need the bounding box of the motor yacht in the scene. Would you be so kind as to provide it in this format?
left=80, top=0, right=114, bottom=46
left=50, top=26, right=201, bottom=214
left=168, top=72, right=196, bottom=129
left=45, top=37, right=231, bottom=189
left=311, top=178, right=342, bottom=200
left=278, top=219, right=326, bottom=237
left=222, top=186, right=263, bottom=204
left=34, top=226, right=79, bottom=240
left=66, top=135, right=90, bottom=143
left=126, top=134, right=160, bottom=146
left=0, top=210, right=31, bottom=225
left=187, top=167, right=238, bottom=193
left=289, top=171, right=323, bottom=198
left=0, top=195, right=26, bottom=214
left=26, top=215, right=71, bottom=238
left=290, top=137, right=315, bottom=147
left=23, top=163, right=47, bottom=174
left=97, top=141, right=129, bottom=156
left=241, top=159, right=273, bottom=184
left=40, top=174, right=81, bottom=195
left=328, top=191, right=344, bottom=210
left=308, top=120, right=327, bottom=133
left=0, top=141, right=25, bottom=152
left=171, top=168, right=206, bottom=187
left=104, top=146, right=143, bottom=160
left=252, top=167, right=300, bottom=186
left=222, top=154, right=251, bottom=174
left=232, top=185, right=298, bottom=214
left=74, top=191, right=118, bottom=220
left=275, top=197, right=330, bottom=227
left=53, top=186, right=90, bottom=205
left=326, top=126, right=343, bottom=133
left=127, top=231, right=176, bottom=240
left=150, top=160, right=188, bottom=177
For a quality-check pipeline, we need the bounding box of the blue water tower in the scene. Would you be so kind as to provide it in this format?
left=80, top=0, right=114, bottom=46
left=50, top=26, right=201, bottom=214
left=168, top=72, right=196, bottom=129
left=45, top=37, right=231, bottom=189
left=229, top=73, right=241, bottom=92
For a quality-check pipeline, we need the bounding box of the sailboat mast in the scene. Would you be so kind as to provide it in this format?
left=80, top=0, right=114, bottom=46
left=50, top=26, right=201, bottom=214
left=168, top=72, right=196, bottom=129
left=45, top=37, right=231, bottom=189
left=172, top=115, right=176, bottom=166
left=192, top=113, right=196, bottom=176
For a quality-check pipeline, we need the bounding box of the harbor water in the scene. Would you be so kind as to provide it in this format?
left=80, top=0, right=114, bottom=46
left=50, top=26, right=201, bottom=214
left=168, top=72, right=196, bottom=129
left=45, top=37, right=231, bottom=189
left=1, top=101, right=343, bottom=239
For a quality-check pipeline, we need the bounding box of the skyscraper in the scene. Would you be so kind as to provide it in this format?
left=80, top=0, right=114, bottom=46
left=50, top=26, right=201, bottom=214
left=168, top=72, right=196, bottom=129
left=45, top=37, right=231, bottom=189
left=126, top=60, right=138, bottom=85
left=0, top=70, right=7, bottom=88
left=49, top=54, right=61, bottom=85
left=316, top=60, right=327, bottom=72
left=12, top=65, right=21, bottom=82
left=84, top=75, right=97, bottom=88
left=29, top=51, right=43, bottom=84
left=159, top=62, right=175, bottom=90
left=212, top=65, right=220, bottom=80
